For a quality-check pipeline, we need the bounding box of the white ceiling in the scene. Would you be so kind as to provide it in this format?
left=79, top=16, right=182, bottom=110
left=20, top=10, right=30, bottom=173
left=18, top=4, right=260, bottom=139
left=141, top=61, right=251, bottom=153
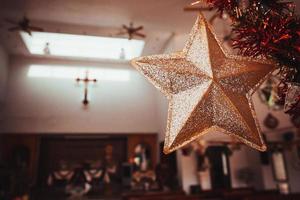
left=1, top=0, right=300, bottom=60
left=0, top=0, right=198, bottom=58
left=0, top=0, right=196, bottom=32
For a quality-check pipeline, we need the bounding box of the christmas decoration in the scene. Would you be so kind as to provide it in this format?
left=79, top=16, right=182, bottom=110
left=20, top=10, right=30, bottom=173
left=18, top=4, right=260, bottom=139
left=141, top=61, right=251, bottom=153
left=263, top=113, right=279, bottom=130
left=131, top=14, right=274, bottom=153
left=196, top=0, right=300, bottom=117
left=258, top=76, right=283, bottom=110
left=284, top=83, right=300, bottom=114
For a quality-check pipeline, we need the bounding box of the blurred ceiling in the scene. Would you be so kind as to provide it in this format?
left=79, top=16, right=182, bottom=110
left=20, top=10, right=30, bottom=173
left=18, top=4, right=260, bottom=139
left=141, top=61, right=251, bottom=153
left=1, top=0, right=300, bottom=60
left=0, top=0, right=198, bottom=59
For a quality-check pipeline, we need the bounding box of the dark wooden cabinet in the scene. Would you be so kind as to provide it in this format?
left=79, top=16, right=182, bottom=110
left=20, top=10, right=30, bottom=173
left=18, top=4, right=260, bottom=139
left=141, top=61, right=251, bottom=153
left=0, top=133, right=158, bottom=188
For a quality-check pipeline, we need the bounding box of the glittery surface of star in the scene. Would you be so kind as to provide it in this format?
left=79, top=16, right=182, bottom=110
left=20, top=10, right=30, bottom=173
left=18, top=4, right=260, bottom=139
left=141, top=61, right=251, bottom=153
left=131, top=14, right=275, bottom=154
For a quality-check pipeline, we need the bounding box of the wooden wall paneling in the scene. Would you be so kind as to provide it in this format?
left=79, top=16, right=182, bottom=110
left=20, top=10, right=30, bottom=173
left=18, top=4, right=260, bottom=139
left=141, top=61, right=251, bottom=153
left=1, top=134, right=40, bottom=184
left=0, top=133, right=158, bottom=184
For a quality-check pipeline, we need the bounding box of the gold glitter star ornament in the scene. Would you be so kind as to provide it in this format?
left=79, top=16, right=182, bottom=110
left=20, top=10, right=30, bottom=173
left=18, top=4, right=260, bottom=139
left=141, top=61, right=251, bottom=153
left=131, top=14, right=275, bottom=154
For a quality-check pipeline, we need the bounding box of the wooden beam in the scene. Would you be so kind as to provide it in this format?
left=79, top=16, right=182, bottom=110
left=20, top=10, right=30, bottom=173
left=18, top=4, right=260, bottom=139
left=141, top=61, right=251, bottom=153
left=184, top=6, right=213, bottom=12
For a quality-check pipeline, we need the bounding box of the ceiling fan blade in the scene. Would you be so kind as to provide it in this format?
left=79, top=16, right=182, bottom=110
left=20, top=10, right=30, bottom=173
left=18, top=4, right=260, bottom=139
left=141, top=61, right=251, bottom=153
left=8, top=26, right=20, bottom=31
left=184, top=6, right=213, bottom=12
left=24, top=30, right=32, bottom=36
left=128, top=34, right=133, bottom=40
left=134, top=32, right=146, bottom=38
left=134, top=26, right=144, bottom=32
left=115, top=31, right=128, bottom=36
left=5, top=18, right=18, bottom=25
left=122, top=25, right=128, bottom=30
left=29, top=26, right=44, bottom=32
left=23, top=16, right=30, bottom=23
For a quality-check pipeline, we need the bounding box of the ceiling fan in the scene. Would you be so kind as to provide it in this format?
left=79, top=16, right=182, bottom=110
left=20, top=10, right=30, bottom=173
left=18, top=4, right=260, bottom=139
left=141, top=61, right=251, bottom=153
left=5, top=16, right=44, bottom=36
left=118, top=22, right=146, bottom=40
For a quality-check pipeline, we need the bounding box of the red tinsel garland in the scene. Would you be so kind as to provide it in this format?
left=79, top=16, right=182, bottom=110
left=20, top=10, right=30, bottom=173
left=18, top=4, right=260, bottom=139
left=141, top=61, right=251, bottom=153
left=204, top=0, right=300, bottom=117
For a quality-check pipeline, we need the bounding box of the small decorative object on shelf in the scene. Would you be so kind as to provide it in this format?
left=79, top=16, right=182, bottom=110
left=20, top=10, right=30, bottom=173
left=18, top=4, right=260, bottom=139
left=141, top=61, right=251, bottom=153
left=258, top=77, right=283, bottom=110
left=284, top=83, right=300, bottom=114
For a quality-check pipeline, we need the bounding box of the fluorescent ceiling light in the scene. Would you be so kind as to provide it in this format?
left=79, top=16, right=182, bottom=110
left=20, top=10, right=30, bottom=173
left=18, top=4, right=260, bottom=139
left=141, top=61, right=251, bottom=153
left=28, top=65, right=130, bottom=81
left=20, top=31, right=145, bottom=60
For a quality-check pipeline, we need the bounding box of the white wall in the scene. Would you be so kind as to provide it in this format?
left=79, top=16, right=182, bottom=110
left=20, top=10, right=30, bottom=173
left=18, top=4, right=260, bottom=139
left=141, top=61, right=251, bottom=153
left=0, top=56, right=162, bottom=134
left=177, top=151, right=199, bottom=193
left=229, top=147, right=265, bottom=190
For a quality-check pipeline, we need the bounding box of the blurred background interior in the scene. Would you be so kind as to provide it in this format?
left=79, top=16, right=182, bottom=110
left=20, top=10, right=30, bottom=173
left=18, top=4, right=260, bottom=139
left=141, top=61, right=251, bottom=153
left=1, top=0, right=300, bottom=200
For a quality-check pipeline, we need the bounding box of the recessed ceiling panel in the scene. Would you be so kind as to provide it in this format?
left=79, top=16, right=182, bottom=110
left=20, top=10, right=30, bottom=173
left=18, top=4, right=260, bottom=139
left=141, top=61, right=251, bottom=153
left=20, top=31, right=145, bottom=60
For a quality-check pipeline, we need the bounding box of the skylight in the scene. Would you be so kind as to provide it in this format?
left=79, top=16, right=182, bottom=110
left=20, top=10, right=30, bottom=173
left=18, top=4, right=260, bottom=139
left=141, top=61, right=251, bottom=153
left=20, top=31, right=145, bottom=60
left=28, top=65, right=130, bottom=81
